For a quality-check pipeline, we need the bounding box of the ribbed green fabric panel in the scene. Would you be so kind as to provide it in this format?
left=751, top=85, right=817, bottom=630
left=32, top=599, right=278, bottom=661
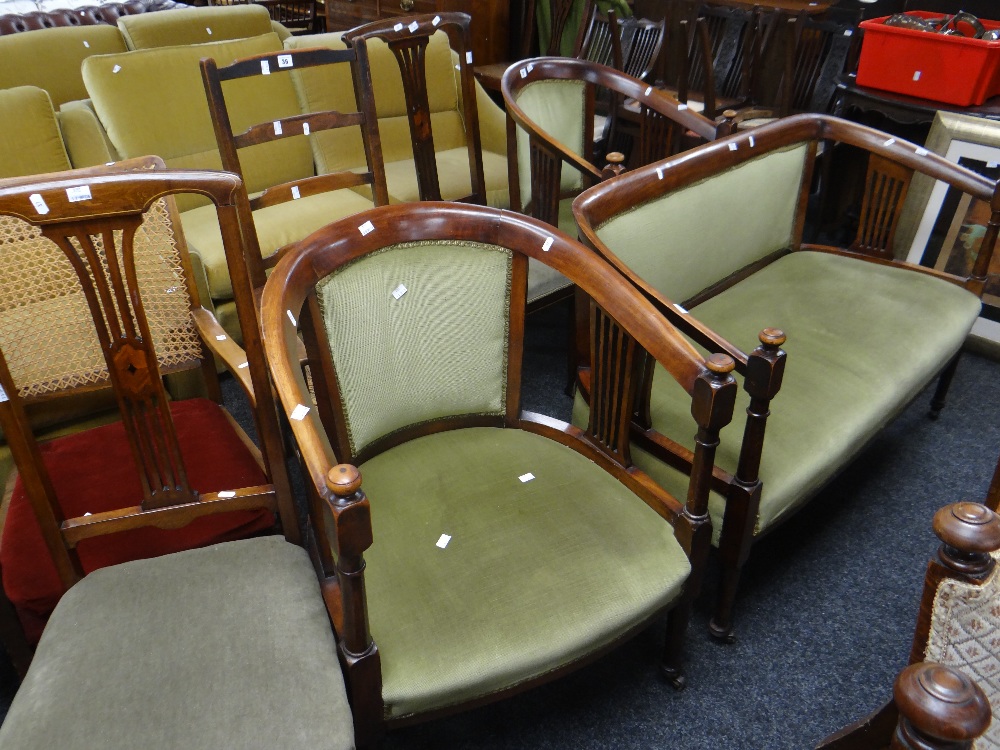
left=574, top=251, right=981, bottom=540
left=318, top=241, right=511, bottom=454
left=595, top=144, right=808, bottom=303
left=358, top=427, right=690, bottom=719
left=514, top=79, right=586, bottom=208
left=0, top=537, right=354, bottom=750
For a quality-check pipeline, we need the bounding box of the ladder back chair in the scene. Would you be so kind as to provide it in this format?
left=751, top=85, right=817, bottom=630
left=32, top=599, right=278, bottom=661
left=0, top=166, right=351, bottom=748
left=344, top=12, right=485, bottom=206
left=819, top=502, right=1000, bottom=750
left=201, top=44, right=390, bottom=301
left=261, top=201, right=739, bottom=743
left=572, top=114, right=997, bottom=641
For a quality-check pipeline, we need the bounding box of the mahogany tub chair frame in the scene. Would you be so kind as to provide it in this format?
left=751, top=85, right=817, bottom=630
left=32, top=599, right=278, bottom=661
left=261, top=201, right=740, bottom=744
left=344, top=12, right=486, bottom=206
left=573, top=113, right=999, bottom=642
left=0, top=161, right=297, bottom=672
left=818, top=502, right=1000, bottom=750
left=200, top=44, right=390, bottom=300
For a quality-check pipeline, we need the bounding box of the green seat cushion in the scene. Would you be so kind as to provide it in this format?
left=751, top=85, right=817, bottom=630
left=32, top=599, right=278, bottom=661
left=117, top=5, right=274, bottom=49
left=0, top=537, right=353, bottom=750
left=382, top=147, right=510, bottom=208
left=0, top=25, right=127, bottom=106
left=0, top=86, right=71, bottom=178
left=180, top=188, right=375, bottom=300
left=577, top=251, right=981, bottom=540
left=358, top=427, right=689, bottom=719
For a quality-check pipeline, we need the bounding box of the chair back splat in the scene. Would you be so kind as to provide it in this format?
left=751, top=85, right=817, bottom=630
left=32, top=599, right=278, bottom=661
left=261, top=201, right=738, bottom=739
left=345, top=12, right=486, bottom=206
left=0, top=160, right=297, bottom=659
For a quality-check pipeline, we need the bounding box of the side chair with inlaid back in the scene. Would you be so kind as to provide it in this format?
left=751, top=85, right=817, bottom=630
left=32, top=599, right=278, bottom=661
left=261, top=201, right=740, bottom=744
left=0, top=163, right=355, bottom=750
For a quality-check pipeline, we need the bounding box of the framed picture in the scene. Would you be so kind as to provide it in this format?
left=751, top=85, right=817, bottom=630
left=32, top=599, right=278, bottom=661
left=898, top=112, right=1000, bottom=344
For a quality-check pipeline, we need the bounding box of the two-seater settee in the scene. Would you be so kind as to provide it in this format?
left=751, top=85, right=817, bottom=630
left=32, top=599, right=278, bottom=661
left=572, top=113, right=996, bottom=640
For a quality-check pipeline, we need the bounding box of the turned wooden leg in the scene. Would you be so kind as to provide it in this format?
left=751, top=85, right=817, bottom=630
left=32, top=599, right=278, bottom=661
left=929, top=352, right=961, bottom=420
left=661, top=604, right=690, bottom=691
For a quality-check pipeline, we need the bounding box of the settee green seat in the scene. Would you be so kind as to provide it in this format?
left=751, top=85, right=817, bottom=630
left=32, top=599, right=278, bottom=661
left=574, top=250, right=980, bottom=539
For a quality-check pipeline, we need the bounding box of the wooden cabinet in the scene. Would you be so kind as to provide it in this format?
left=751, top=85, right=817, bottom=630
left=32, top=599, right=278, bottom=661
left=324, top=0, right=509, bottom=64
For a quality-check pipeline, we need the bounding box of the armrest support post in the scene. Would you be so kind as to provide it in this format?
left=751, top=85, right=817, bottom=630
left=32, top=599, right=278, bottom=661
left=734, top=328, right=786, bottom=488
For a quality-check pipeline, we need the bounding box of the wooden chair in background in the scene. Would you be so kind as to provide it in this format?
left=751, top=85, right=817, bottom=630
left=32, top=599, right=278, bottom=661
left=207, top=0, right=320, bottom=34
left=261, top=201, right=740, bottom=744
left=0, top=165, right=354, bottom=750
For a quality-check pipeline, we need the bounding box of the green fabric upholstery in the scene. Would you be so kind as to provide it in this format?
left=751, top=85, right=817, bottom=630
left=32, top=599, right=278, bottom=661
left=317, top=242, right=511, bottom=455
left=117, top=5, right=275, bottom=49
left=57, top=100, right=117, bottom=168
left=576, top=251, right=981, bottom=541
left=180, top=188, right=375, bottom=301
left=82, top=33, right=313, bottom=213
left=513, top=79, right=586, bottom=209
left=358, top=427, right=689, bottom=719
left=0, top=537, right=354, bottom=750
left=595, top=145, right=809, bottom=303
left=527, top=198, right=576, bottom=303
left=284, top=32, right=509, bottom=207
left=0, top=87, right=71, bottom=178
left=0, top=25, right=127, bottom=107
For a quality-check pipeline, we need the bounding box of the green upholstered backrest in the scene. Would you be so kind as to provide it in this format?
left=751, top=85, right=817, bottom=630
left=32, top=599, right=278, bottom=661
left=595, top=144, right=809, bottom=302
left=285, top=31, right=468, bottom=172
left=512, top=79, right=586, bottom=209
left=0, top=86, right=72, bottom=178
left=0, top=25, right=127, bottom=107
left=316, top=241, right=511, bottom=455
left=117, top=5, right=274, bottom=49
left=82, top=33, right=314, bottom=212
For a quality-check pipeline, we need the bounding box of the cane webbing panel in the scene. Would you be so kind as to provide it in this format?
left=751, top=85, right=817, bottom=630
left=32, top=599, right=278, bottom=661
left=595, top=144, right=808, bottom=304
left=513, top=79, right=586, bottom=209
left=316, top=241, right=511, bottom=455
left=926, top=556, right=1000, bottom=749
left=0, top=199, right=201, bottom=399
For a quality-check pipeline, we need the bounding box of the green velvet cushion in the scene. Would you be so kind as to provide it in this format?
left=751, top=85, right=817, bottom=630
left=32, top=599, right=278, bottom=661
left=117, top=5, right=274, bottom=49
left=317, top=242, right=511, bottom=455
left=576, top=251, right=981, bottom=541
left=180, top=187, right=375, bottom=301
left=381, top=147, right=510, bottom=207
left=0, top=86, right=71, bottom=178
left=57, top=100, right=117, bottom=168
left=0, top=25, right=127, bottom=107
left=82, top=33, right=313, bottom=213
left=513, top=79, right=586, bottom=209
left=358, top=427, right=689, bottom=719
left=595, top=144, right=809, bottom=303
left=0, top=537, right=354, bottom=749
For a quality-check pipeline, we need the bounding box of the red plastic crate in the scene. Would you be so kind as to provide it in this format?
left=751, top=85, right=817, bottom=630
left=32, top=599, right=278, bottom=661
left=857, top=11, right=1000, bottom=106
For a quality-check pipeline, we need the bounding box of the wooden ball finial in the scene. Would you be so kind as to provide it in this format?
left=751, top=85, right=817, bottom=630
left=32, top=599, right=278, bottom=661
left=894, top=662, right=991, bottom=745
left=706, top=352, right=735, bottom=374
left=934, top=502, right=1000, bottom=555
left=759, top=328, right=786, bottom=347
left=606, top=151, right=625, bottom=164
left=326, top=464, right=362, bottom=497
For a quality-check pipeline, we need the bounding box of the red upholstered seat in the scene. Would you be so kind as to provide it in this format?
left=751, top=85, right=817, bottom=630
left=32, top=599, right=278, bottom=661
left=1, top=398, right=274, bottom=644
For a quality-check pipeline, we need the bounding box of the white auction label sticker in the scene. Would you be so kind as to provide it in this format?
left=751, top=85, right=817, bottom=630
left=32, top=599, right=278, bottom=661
left=274, top=120, right=283, bottom=135
left=656, top=167, right=664, bottom=180
left=392, top=284, right=407, bottom=299
left=674, top=303, right=688, bottom=314
left=915, top=147, right=929, bottom=156
left=261, top=60, right=270, bottom=75
left=218, top=490, right=236, bottom=498
left=278, top=54, right=293, bottom=68
left=519, top=473, right=535, bottom=483
left=393, top=22, right=404, bottom=31
left=216, top=334, right=227, bottom=341
left=303, top=122, right=310, bottom=135
left=466, top=51, right=473, bottom=64
left=206, top=27, right=212, bottom=34
left=884, top=138, right=895, bottom=147
left=432, top=15, right=440, bottom=25
left=728, top=142, right=738, bottom=151
left=291, top=185, right=301, bottom=200
left=408, top=21, right=419, bottom=32
left=83, top=40, right=90, bottom=47
left=287, top=309, right=297, bottom=326
left=29, top=193, right=49, bottom=214
left=359, top=220, right=375, bottom=236
left=677, top=103, right=688, bottom=111
left=542, top=237, right=553, bottom=252
left=238, top=361, right=249, bottom=369
left=0, top=384, right=7, bottom=403
left=645, top=86, right=652, bottom=96
left=290, top=404, right=310, bottom=421
left=66, top=185, right=92, bottom=202
left=112, top=64, right=121, bottom=73
left=436, top=534, right=451, bottom=549
left=749, top=135, right=756, bottom=148
left=912, top=70, right=921, bottom=81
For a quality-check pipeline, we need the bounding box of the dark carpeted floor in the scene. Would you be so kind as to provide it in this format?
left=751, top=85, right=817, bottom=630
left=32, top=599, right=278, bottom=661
left=1, top=299, right=997, bottom=749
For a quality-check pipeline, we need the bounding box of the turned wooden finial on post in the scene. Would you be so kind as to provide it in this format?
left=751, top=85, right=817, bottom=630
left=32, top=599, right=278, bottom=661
left=717, top=109, right=738, bottom=138
left=326, top=463, right=363, bottom=502
left=933, top=502, right=1000, bottom=578
left=891, top=663, right=991, bottom=750
left=601, top=151, right=626, bottom=181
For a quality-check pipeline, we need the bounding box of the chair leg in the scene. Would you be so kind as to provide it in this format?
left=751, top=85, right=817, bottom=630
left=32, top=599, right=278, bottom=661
left=661, top=602, right=690, bottom=690
left=929, top=352, right=961, bottom=420
left=709, top=487, right=759, bottom=643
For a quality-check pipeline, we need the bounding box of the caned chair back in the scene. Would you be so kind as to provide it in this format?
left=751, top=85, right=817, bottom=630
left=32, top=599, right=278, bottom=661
left=0, top=160, right=295, bottom=592
left=344, top=12, right=486, bottom=205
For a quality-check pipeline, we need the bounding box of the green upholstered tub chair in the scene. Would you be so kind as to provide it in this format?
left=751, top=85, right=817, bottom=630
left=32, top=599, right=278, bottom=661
left=502, top=56, right=722, bottom=306
left=200, top=44, right=389, bottom=306
left=116, top=4, right=285, bottom=49
left=819, top=503, right=1000, bottom=750
left=572, top=113, right=996, bottom=642
left=0, top=166, right=353, bottom=750
left=0, top=161, right=302, bottom=675
left=261, top=201, right=738, bottom=744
